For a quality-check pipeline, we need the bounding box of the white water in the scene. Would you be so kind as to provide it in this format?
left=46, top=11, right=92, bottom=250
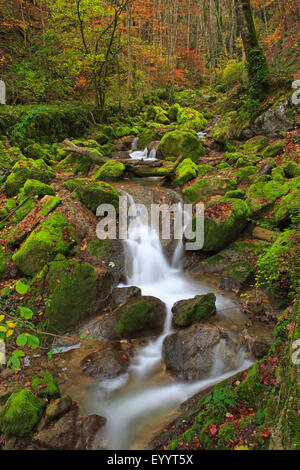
left=86, top=192, right=252, bottom=449
left=129, top=138, right=157, bottom=161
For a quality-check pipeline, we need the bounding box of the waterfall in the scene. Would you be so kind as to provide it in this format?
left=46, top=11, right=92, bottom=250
left=86, top=191, right=253, bottom=450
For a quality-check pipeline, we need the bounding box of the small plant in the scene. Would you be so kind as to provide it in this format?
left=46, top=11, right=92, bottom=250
left=0, top=306, right=40, bottom=371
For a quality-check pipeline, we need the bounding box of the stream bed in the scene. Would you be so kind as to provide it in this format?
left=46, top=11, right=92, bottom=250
left=76, top=180, right=254, bottom=450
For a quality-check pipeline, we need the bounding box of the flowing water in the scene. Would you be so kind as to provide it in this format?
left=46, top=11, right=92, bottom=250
left=84, top=190, right=253, bottom=450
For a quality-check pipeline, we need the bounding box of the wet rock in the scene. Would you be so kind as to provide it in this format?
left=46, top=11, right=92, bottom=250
left=81, top=343, right=129, bottom=379
left=107, top=295, right=167, bottom=340
left=163, top=324, right=224, bottom=381
left=79, top=414, right=106, bottom=450
left=32, top=402, right=106, bottom=450
left=240, top=329, right=271, bottom=359
left=220, top=261, right=255, bottom=293
left=45, top=395, right=73, bottom=422
left=171, top=293, right=216, bottom=328
left=108, top=286, right=142, bottom=309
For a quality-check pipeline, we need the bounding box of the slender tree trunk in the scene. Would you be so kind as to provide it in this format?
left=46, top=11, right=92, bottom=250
left=235, top=0, right=269, bottom=99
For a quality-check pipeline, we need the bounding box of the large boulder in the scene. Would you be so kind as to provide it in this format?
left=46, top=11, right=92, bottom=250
left=104, top=295, right=166, bottom=339
left=12, top=212, right=77, bottom=276
left=93, top=160, right=125, bottom=181
left=27, top=259, right=97, bottom=334
left=0, top=389, right=45, bottom=436
left=157, top=130, right=205, bottom=163
left=172, top=158, right=199, bottom=187
left=63, top=177, right=119, bottom=213
left=4, top=158, right=55, bottom=197
left=162, top=324, right=237, bottom=381
left=183, top=177, right=237, bottom=203
left=171, top=293, right=216, bottom=327
left=81, top=343, right=130, bottom=379
left=251, top=97, right=298, bottom=138
left=190, top=198, right=251, bottom=252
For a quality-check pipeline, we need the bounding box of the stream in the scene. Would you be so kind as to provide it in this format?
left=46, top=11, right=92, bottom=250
left=80, top=182, right=253, bottom=450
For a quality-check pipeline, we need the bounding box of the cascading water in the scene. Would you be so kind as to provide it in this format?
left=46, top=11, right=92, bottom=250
left=85, top=191, right=253, bottom=450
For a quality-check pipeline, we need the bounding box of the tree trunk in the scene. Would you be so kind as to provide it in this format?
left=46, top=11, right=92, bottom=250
left=235, top=0, right=269, bottom=99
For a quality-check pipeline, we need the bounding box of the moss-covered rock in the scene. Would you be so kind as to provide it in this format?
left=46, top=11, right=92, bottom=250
left=28, top=259, right=97, bottom=334
left=223, top=189, right=246, bottom=200
left=55, top=153, right=94, bottom=175
left=63, top=178, right=119, bottom=213
left=261, top=140, right=286, bottom=158
left=137, top=129, right=162, bottom=150
left=282, top=161, right=300, bottom=178
left=158, top=130, right=205, bottom=163
left=191, top=199, right=251, bottom=252
left=197, top=164, right=214, bottom=176
left=273, top=188, right=300, bottom=228
left=172, top=158, right=198, bottom=187
left=4, top=158, right=55, bottom=196
left=146, top=105, right=169, bottom=124
left=22, top=179, right=55, bottom=197
left=243, top=135, right=268, bottom=154
left=12, top=212, right=76, bottom=276
left=93, top=160, right=125, bottom=181
left=109, top=296, right=166, bottom=339
left=0, top=246, right=10, bottom=281
left=234, top=166, right=257, bottom=183
left=0, top=389, right=45, bottom=436
left=177, top=107, right=208, bottom=130
left=171, top=293, right=216, bottom=327
left=24, top=143, right=52, bottom=163
left=220, top=261, right=255, bottom=292
left=247, top=180, right=289, bottom=214
left=183, top=177, right=237, bottom=203
left=31, top=372, right=60, bottom=399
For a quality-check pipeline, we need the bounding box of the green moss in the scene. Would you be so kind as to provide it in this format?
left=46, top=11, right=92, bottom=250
left=39, top=195, right=61, bottom=216
left=223, top=189, right=246, bottom=199
left=93, top=160, right=125, bottom=181
left=216, top=161, right=230, bottom=170
left=115, top=300, right=154, bottom=336
left=243, top=135, right=268, bottom=154
left=223, top=261, right=255, bottom=285
left=172, top=293, right=216, bottom=327
left=30, top=259, right=97, bottom=334
left=192, top=198, right=251, bottom=252
left=273, top=188, right=300, bottom=228
left=137, top=129, right=161, bottom=149
left=177, top=107, right=208, bottom=130
left=4, top=158, right=55, bottom=196
left=234, top=166, right=256, bottom=183
left=22, top=179, right=55, bottom=197
left=0, top=246, right=10, bottom=281
left=11, top=197, right=36, bottom=225
left=282, top=161, right=300, bottom=178
left=168, top=103, right=181, bottom=122
left=31, top=372, right=60, bottom=399
left=12, top=212, right=76, bottom=276
left=247, top=180, right=289, bottom=214
left=172, top=158, right=198, bottom=187
left=146, top=105, right=169, bottom=124
left=261, top=140, right=286, bottom=158
left=197, top=164, right=214, bottom=175
left=0, top=389, right=45, bottom=436
left=271, top=167, right=285, bottom=182
left=63, top=177, right=119, bottom=213
left=24, top=143, right=52, bottom=163
left=256, top=230, right=299, bottom=302
left=158, top=130, right=205, bottom=163
left=216, top=422, right=237, bottom=450
left=55, top=153, right=94, bottom=175
left=183, top=177, right=237, bottom=203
